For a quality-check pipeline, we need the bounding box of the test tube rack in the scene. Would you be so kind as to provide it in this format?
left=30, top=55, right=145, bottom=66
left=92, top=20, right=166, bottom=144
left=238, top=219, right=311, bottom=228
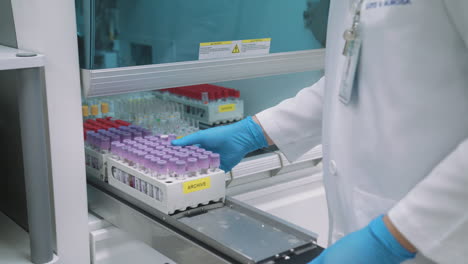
left=156, top=84, right=244, bottom=126
left=85, top=146, right=109, bottom=182
left=107, top=157, right=226, bottom=215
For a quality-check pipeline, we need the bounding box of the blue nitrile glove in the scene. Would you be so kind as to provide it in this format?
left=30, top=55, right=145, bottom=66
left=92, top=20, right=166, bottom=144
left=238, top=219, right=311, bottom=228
left=172, top=116, right=268, bottom=172
left=310, top=215, right=416, bottom=264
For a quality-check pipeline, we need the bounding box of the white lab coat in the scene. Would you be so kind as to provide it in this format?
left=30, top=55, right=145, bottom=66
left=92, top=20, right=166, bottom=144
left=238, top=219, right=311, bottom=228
left=256, top=1, right=468, bottom=263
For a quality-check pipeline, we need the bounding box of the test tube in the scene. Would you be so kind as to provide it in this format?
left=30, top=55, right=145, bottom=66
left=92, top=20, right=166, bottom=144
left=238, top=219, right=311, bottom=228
left=198, top=155, right=209, bottom=174
left=137, top=151, right=147, bottom=170
left=121, top=145, right=130, bottom=164
left=156, top=160, right=168, bottom=180
left=110, top=134, right=121, bottom=143
left=209, top=153, right=220, bottom=171
left=178, top=153, right=189, bottom=162
left=110, top=142, right=121, bottom=160
left=187, top=158, right=198, bottom=177
left=121, top=132, right=132, bottom=141
left=203, top=151, right=213, bottom=156
left=144, top=155, right=154, bottom=173
left=168, top=158, right=179, bottom=176
left=168, top=134, right=177, bottom=141
left=100, top=136, right=111, bottom=153
left=174, top=160, right=187, bottom=180
left=142, top=129, right=152, bottom=137
left=196, top=148, right=206, bottom=153
left=160, top=135, right=169, bottom=142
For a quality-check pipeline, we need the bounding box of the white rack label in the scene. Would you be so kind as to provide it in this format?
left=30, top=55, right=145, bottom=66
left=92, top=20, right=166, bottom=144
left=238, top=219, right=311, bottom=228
left=199, top=38, right=271, bottom=60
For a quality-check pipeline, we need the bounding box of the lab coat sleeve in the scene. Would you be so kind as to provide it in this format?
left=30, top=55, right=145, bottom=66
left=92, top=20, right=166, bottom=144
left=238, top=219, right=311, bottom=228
left=444, top=0, right=468, bottom=47
left=256, top=77, right=324, bottom=162
left=388, top=138, right=468, bottom=263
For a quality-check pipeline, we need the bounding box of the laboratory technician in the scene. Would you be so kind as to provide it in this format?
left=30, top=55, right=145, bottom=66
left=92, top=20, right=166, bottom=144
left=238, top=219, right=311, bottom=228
left=173, top=1, right=468, bottom=263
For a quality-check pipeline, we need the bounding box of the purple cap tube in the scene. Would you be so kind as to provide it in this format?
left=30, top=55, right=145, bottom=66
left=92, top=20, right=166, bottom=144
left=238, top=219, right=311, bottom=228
left=156, top=160, right=168, bottom=180
left=137, top=151, right=147, bottom=169
left=120, top=145, right=130, bottom=161
left=160, top=135, right=169, bottom=142
left=174, top=160, right=187, bottom=180
left=110, top=134, right=121, bottom=143
left=131, top=130, right=143, bottom=139
left=162, top=155, right=173, bottom=161
left=155, top=146, right=165, bottom=151
left=203, top=151, right=213, bottom=156
left=196, top=148, right=206, bottom=153
left=209, top=153, right=220, bottom=170
left=187, top=158, right=198, bottom=177
left=100, top=136, right=111, bottom=152
left=144, top=155, right=154, bottom=171
left=168, top=134, right=177, bottom=141
left=110, top=141, right=120, bottom=154
left=141, top=129, right=152, bottom=137
left=121, top=132, right=132, bottom=141
left=179, top=148, right=189, bottom=153
left=130, top=149, right=139, bottom=165
left=172, top=146, right=182, bottom=151
left=198, top=155, right=210, bottom=174
left=178, top=153, right=189, bottom=161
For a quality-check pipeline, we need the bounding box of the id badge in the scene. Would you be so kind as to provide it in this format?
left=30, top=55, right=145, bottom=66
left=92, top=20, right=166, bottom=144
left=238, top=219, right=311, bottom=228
left=339, top=35, right=362, bottom=104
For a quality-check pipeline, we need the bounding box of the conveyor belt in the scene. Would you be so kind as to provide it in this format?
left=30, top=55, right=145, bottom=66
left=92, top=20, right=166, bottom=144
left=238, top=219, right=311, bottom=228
left=88, top=177, right=322, bottom=264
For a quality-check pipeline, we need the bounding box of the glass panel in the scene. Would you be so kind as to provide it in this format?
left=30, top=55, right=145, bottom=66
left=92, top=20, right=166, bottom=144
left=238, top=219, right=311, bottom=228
left=76, top=0, right=330, bottom=69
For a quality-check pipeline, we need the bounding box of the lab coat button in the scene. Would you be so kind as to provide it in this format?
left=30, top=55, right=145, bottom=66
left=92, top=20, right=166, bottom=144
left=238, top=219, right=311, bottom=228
left=329, top=160, right=338, bottom=176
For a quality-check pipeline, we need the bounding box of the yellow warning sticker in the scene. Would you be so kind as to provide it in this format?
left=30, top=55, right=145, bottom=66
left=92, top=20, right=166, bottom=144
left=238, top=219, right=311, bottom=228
left=219, top=104, right=236, bottom=113
left=199, top=38, right=271, bottom=60
left=232, top=44, right=240, bottom=54
left=183, top=177, right=211, bottom=194
left=200, top=41, right=233, bottom=46
left=242, top=38, right=271, bottom=43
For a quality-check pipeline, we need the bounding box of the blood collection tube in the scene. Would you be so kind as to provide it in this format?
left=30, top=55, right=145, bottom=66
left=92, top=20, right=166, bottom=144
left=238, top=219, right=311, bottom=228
left=178, top=153, right=189, bottom=162
left=174, top=160, right=187, bottom=180
left=156, top=160, right=168, bottom=180
left=198, top=155, right=210, bottom=174
left=203, top=151, right=213, bottom=156
left=110, top=142, right=121, bottom=160
left=210, top=153, right=220, bottom=171
left=144, top=155, right=154, bottom=173
left=168, top=158, right=179, bottom=176
left=187, top=158, right=198, bottom=177
left=100, top=136, right=111, bottom=153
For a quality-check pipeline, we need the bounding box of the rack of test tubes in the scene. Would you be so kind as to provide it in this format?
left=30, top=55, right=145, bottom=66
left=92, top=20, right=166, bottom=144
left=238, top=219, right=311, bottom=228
left=83, top=117, right=226, bottom=215
left=155, top=84, right=244, bottom=126
left=106, top=137, right=225, bottom=215
left=82, top=92, right=200, bottom=137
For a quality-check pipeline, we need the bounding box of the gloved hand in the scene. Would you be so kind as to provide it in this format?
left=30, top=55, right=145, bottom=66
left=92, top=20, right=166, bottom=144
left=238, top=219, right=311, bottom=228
left=172, top=116, right=268, bottom=172
left=310, top=215, right=416, bottom=264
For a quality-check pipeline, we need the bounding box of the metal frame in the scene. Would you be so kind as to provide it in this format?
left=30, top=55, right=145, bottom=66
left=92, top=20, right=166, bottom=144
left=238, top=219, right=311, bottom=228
left=17, top=67, right=54, bottom=264
left=0, top=45, right=54, bottom=263
left=82, top=49, right=325, bottom=97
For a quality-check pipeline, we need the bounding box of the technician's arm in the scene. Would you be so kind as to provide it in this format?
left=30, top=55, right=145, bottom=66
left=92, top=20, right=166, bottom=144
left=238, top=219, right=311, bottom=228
left=172, top=77, right=325, bottom=171
left=255, top=77, right=325, bottom=161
